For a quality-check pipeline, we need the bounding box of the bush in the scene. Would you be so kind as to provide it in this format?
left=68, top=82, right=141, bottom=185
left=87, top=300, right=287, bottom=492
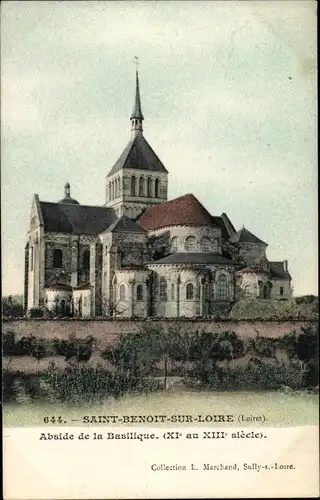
left=28, top=307, right=45, bottom=318
left=186, top=361, right=305, bottom=391
left=2, top=295, right=24, bottom=317
left=2, top=363, right=160, bottom=404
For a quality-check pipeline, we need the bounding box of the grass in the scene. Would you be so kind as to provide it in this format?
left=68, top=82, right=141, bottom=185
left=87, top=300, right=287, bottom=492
left=3, top=390, right=318, bottom=427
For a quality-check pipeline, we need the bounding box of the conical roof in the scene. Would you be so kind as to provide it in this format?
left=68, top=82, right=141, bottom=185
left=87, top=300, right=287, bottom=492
left=130, top=71, right=144, bottom=120
left=107, top=133, right=168, bottom=177
left=229, top=226, right=267, bottom=245
left=137, top=193, right=215, bottom=231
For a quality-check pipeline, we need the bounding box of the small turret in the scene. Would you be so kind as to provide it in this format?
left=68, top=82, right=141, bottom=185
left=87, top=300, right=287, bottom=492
left=58, top=182, right=80, bottom=205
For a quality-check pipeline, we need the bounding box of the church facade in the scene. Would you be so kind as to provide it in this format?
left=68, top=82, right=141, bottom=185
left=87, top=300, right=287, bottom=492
left=24, top=71, right=292, bottom=318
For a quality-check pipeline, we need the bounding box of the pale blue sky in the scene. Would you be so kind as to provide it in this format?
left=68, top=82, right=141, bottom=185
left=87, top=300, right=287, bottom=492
left=1, top=1, right=317, bottom=296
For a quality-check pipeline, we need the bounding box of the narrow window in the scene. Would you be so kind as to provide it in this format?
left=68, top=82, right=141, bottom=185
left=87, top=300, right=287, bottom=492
left=136, top=284, right=143, bottom=301
left=185, top=235, right=196, bottom=252
left=30, top=246, right=34, bottom=271
left=147, top=177, right=152, bottom=197
left=216, top=275, right=228, bottom=300
left=280, top=286, right=284, bottom=296
left=155, top=179, right=160, bottom=198
left=212, top=239, right=219, bottom=253
left=200, top=236, right=212, bottom=252
left=139, top=177, right=144, bottom=196
left=105, top=245, right=108, bottom=255
left=131, top=176, right=136, bottom=196
left=160, top=277, right=167, bottom=301
left=263, top=285, right=270, bottom=299
left=53, top=249, right=63, bottom=268
left=186, top=283, right=194, bottom=300
left=171, top=237, right=178, bottom=252
left=60, top=299, right=66, bottom=315
left=82, top=250, right=90, bottom=270
left=118, top=178, right=121, bottom=196
left=119, top=284, right=126, bottom=301
left=203, top=282, right=209, bottom=301
left=171, top=283, right=175, bottom=300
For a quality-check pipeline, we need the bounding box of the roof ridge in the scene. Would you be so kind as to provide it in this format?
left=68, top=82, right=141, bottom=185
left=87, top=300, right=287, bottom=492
left=40, top=201, right=112, bottom=209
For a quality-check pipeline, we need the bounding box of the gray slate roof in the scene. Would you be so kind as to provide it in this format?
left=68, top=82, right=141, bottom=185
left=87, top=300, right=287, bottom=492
left=269, top=261, right=292, bottom=279
left=107, top=133, right=168, bottom=177
left=103, top=215, right=146, bottom=234
left=39, top=202, right=117, bottom=235
left=147, top=253, right=237, bottom=266
left=130, top=71, right=144, bottom=120
left=229, top=226, right=267, bottom=245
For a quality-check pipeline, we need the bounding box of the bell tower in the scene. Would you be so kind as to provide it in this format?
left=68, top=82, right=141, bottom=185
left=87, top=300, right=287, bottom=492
left=105, top=61, right=169, bottom=219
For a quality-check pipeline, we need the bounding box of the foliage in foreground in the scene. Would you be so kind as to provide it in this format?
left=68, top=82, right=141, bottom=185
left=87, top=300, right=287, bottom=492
left=3, top=324, right=318, bottom=403
left=3, top=363, right=159, bottom=405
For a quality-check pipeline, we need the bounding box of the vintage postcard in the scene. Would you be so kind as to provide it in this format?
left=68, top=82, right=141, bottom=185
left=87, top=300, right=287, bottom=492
left=2, top=1, right=318, bottom=498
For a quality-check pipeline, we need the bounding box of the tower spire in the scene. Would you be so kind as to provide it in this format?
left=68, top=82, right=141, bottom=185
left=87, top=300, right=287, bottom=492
left=130, top=57, right=144, bottom=138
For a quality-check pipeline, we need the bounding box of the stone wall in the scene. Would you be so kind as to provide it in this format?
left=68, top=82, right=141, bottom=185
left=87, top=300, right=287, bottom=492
left=105, top=167, right=168, bottom=218
left=3, top=319, right=314, bottom=350
left=237, top=242, right=267, bottom=266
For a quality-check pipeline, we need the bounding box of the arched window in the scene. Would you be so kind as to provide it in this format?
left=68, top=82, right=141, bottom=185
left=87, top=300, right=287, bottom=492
left=171, top=237, right=178, bottom=252
left=186, top=283, right=194, bottom=300
left=244, top=285, right=252, bottom=298
left=160, top=277, right=167, bottom=301
left=147, top=177, right=152, bottom=197
left=82, top=250, right=90, bottom=270
left=171, top=283, right=175, bottom=300
left=139, top=177, right=144, bottom=196
left=203, top=282, right=209, bottom=301
left=131, top=176, right=136, bottom=196
left=216, top=275, right=228, bottom=300
left=263, top=285, right=270, bottom=299
left=118, top=178, right=121, bottom=196
left=60, top=299, right=66, bottom=316
left=119, top=284, right=126, bottom=301
left=212, top=239, right=219, bottom=253
left=155, top=179, right=160, bottom=198
left=53, top=249, right=62, bottom=268
left=185, top=235, right=196, bottom=252
left=200, top=236, right=212, bottom=252
left=136, top=284, right=143, bottom=301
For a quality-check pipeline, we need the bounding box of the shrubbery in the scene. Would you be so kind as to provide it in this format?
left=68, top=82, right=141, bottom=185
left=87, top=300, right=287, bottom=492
left=3, top=324, right=319, bottom=403
left=3, top=332, right=94, bottom=362
left=2, top=295, right=24, bottom=318
left=3, top=363, right=160, bottom=404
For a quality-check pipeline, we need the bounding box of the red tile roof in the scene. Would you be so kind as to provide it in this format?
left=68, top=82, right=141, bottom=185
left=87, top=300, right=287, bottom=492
left=137, top=193, right=215, bottom=230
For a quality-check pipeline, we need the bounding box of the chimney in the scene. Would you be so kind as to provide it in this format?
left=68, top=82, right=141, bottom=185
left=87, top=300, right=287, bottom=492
left=283, top=260, right=288, bottom=272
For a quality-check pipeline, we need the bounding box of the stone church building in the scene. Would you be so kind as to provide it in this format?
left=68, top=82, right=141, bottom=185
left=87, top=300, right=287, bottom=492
left=24, top=71, right=292, bottom=318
